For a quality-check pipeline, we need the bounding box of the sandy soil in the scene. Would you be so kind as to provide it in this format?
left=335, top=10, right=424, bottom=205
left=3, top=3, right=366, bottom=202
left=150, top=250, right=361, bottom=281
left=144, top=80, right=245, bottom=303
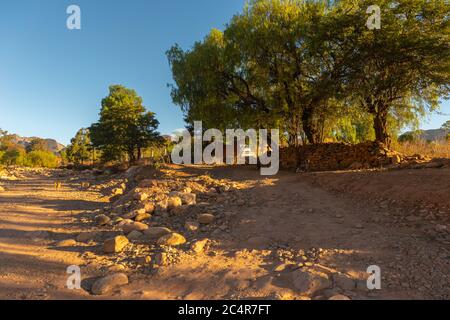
left=0, top=165, right=448, bottom=300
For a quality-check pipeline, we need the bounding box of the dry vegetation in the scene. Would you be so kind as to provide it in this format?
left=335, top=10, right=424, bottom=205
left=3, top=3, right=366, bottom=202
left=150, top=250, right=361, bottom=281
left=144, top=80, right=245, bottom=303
left=394, top=140, right=450, bottom=159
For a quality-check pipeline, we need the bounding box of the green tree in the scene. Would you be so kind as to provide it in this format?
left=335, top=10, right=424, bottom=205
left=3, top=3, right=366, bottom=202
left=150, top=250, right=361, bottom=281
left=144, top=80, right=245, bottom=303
left=26, top=138, right=50, bottom=153
left=66, top=128, right=92, bottom=165
left=90, top=85, right=161, bottom=162
left=338, top=0, right=449, bottom=146
left=442, top=120, right=450, bottom=131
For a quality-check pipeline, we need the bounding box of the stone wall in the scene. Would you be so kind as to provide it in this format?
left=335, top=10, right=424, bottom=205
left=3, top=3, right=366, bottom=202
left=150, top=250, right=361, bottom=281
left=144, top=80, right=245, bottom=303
left=280, top=142, right=403, bottom=172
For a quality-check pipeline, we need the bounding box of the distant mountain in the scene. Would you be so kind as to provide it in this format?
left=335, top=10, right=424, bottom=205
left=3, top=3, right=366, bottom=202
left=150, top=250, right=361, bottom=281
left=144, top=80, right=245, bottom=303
left=400, top=128, right=449, bottom=142
left=8, top=134, right=65, bottom=154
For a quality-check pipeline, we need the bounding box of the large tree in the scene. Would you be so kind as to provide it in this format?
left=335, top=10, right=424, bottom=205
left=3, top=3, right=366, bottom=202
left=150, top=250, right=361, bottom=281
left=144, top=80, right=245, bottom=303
left=168, top=0, right=449, bottom=146
left=90, top=85, right=160, bottom=162
left=339, top=0, right=449, bottom=146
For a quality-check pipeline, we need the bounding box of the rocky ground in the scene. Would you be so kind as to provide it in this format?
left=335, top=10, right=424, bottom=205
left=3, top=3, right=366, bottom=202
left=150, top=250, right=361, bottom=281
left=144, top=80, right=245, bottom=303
left=0, top=164, right=448, bottom=300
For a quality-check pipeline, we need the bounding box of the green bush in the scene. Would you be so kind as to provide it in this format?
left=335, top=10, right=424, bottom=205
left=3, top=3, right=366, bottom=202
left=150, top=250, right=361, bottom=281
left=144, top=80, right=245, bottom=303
left=24, top=151, right=58, bottom=168
left=0, top=149, right=26, bottom=166
left=0, top=149, right=59, bottom=168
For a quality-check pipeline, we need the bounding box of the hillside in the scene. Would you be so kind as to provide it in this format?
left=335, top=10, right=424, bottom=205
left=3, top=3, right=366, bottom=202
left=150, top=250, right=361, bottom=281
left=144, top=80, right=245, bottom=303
left=400, top=128, right=449, bottom=142
left=8, top=134, right=65, bottom=154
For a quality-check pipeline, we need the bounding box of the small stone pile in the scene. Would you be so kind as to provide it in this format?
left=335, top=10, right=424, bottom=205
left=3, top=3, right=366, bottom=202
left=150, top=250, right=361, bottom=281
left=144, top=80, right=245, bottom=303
left=90, top=167, right=245, bottom=272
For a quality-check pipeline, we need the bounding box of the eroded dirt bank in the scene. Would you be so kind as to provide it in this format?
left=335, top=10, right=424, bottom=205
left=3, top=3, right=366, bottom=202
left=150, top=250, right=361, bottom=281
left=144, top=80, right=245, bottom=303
left=0, top=165, right=448, bottom=300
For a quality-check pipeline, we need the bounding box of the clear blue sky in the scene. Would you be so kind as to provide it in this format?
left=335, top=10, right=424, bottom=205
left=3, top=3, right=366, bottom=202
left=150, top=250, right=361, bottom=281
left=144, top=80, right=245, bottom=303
left=0, top=0, right=448, bottom=145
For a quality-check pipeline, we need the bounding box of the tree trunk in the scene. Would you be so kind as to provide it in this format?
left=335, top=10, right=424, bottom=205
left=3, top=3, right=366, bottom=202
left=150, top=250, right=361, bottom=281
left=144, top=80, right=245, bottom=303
left=137, top=148, right=142, bottom=160
left=373, top=111, right=390, bottom=147
left=302, top=109, right=319, bottom=144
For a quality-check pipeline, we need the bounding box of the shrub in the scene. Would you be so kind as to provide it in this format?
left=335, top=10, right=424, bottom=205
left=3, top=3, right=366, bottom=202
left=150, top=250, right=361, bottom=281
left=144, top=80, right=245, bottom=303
left=24, top=151, right=58, bottom=168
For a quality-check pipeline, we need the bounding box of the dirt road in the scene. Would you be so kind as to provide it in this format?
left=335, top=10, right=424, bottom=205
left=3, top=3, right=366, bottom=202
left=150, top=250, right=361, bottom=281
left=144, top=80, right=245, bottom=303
left=0, top=166, right=448, bottom=299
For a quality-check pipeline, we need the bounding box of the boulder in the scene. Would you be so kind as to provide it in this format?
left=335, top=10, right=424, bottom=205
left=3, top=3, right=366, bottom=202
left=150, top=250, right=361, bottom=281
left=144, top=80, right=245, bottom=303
left=157, top=233, right=186, bottom=246
left=332, top=273, right=356, bottom=291
left=104, top=236, right=129, bottom=253
left=134, top=212, right=151, bottom=222
left=143, top=227, right=172, bottom=240
left=127, top=230, right=143, bottom=240
left=76, top=231, right=99, bottom=243
left=167, top=196, right=182, bottom=209
left=91, top=273, right=129, bottom=295
left=121, top=222, right=149, bottom=234
left=291, top=268, right=332, bottom=295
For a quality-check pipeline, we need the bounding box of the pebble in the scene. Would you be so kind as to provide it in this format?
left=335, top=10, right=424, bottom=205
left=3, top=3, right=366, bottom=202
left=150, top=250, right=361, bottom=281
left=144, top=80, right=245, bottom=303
left=191, top=239, right=209, bottom=253
left=198, top=213, right=215, bottom=224
left=96, top=214, right=111, bottom=226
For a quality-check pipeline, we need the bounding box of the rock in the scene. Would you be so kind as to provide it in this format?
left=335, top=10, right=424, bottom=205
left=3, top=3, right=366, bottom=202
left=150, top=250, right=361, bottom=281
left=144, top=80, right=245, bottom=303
left=134, top=212, right=151, bottom=222
left=104, top=236, right=129, bottom=253
left=138, top=179, right=157, bottom=188
left=127, top=230, right=143, bottom=240
left=137, top=202, right=155, bottom=214
left=179, top=193, right=196, bottom=205
left=0, top=186, right=5, bottom=192
left=171, top=205, right=189, bottom=216
left=155, top=199, right=168, bottom=212
left=134, top=192, right=148, bottom=202
left=348, top=162, right=363, bottom=170
left=137, top=255, right=152, bottom=266
left=154, top=252, right=168, bottom=266
left=76, top=231, right=99, bottom=243
left=111, top=188, right=123, bottom=196
left=328, top=294, right=351, bottom=300
left=198, top=213, right=215, bottom=224
left=143, top=227, right=172, bottom=240
left=157, top=233, right=187, bottom=246
left=108, top=264, right=126, bottom=272
left=333, top=273, right=356, bottom=291
left=135, top=208, right=147, bottom=215
left=55, top=239, right=77, bottom=247
left=291, top=269, right=332, bottom=295
left=185, top=221, right=199, bottom=232
left=117, top=218, right=134, bottom=227
left=113, top=217, right=124, bottom=224
left=425, top=161, right=444, bottom=169
left=122, top=222, right=149, bottom=234
left=95, top=214, right=111, bottom=226
left=122, top=211, right=138, bottom=219
left=191, top=239, right=209, bottom=253
left=167, top=196, right=182, bottom=209
left=91, top=273, right=129, bottom=295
